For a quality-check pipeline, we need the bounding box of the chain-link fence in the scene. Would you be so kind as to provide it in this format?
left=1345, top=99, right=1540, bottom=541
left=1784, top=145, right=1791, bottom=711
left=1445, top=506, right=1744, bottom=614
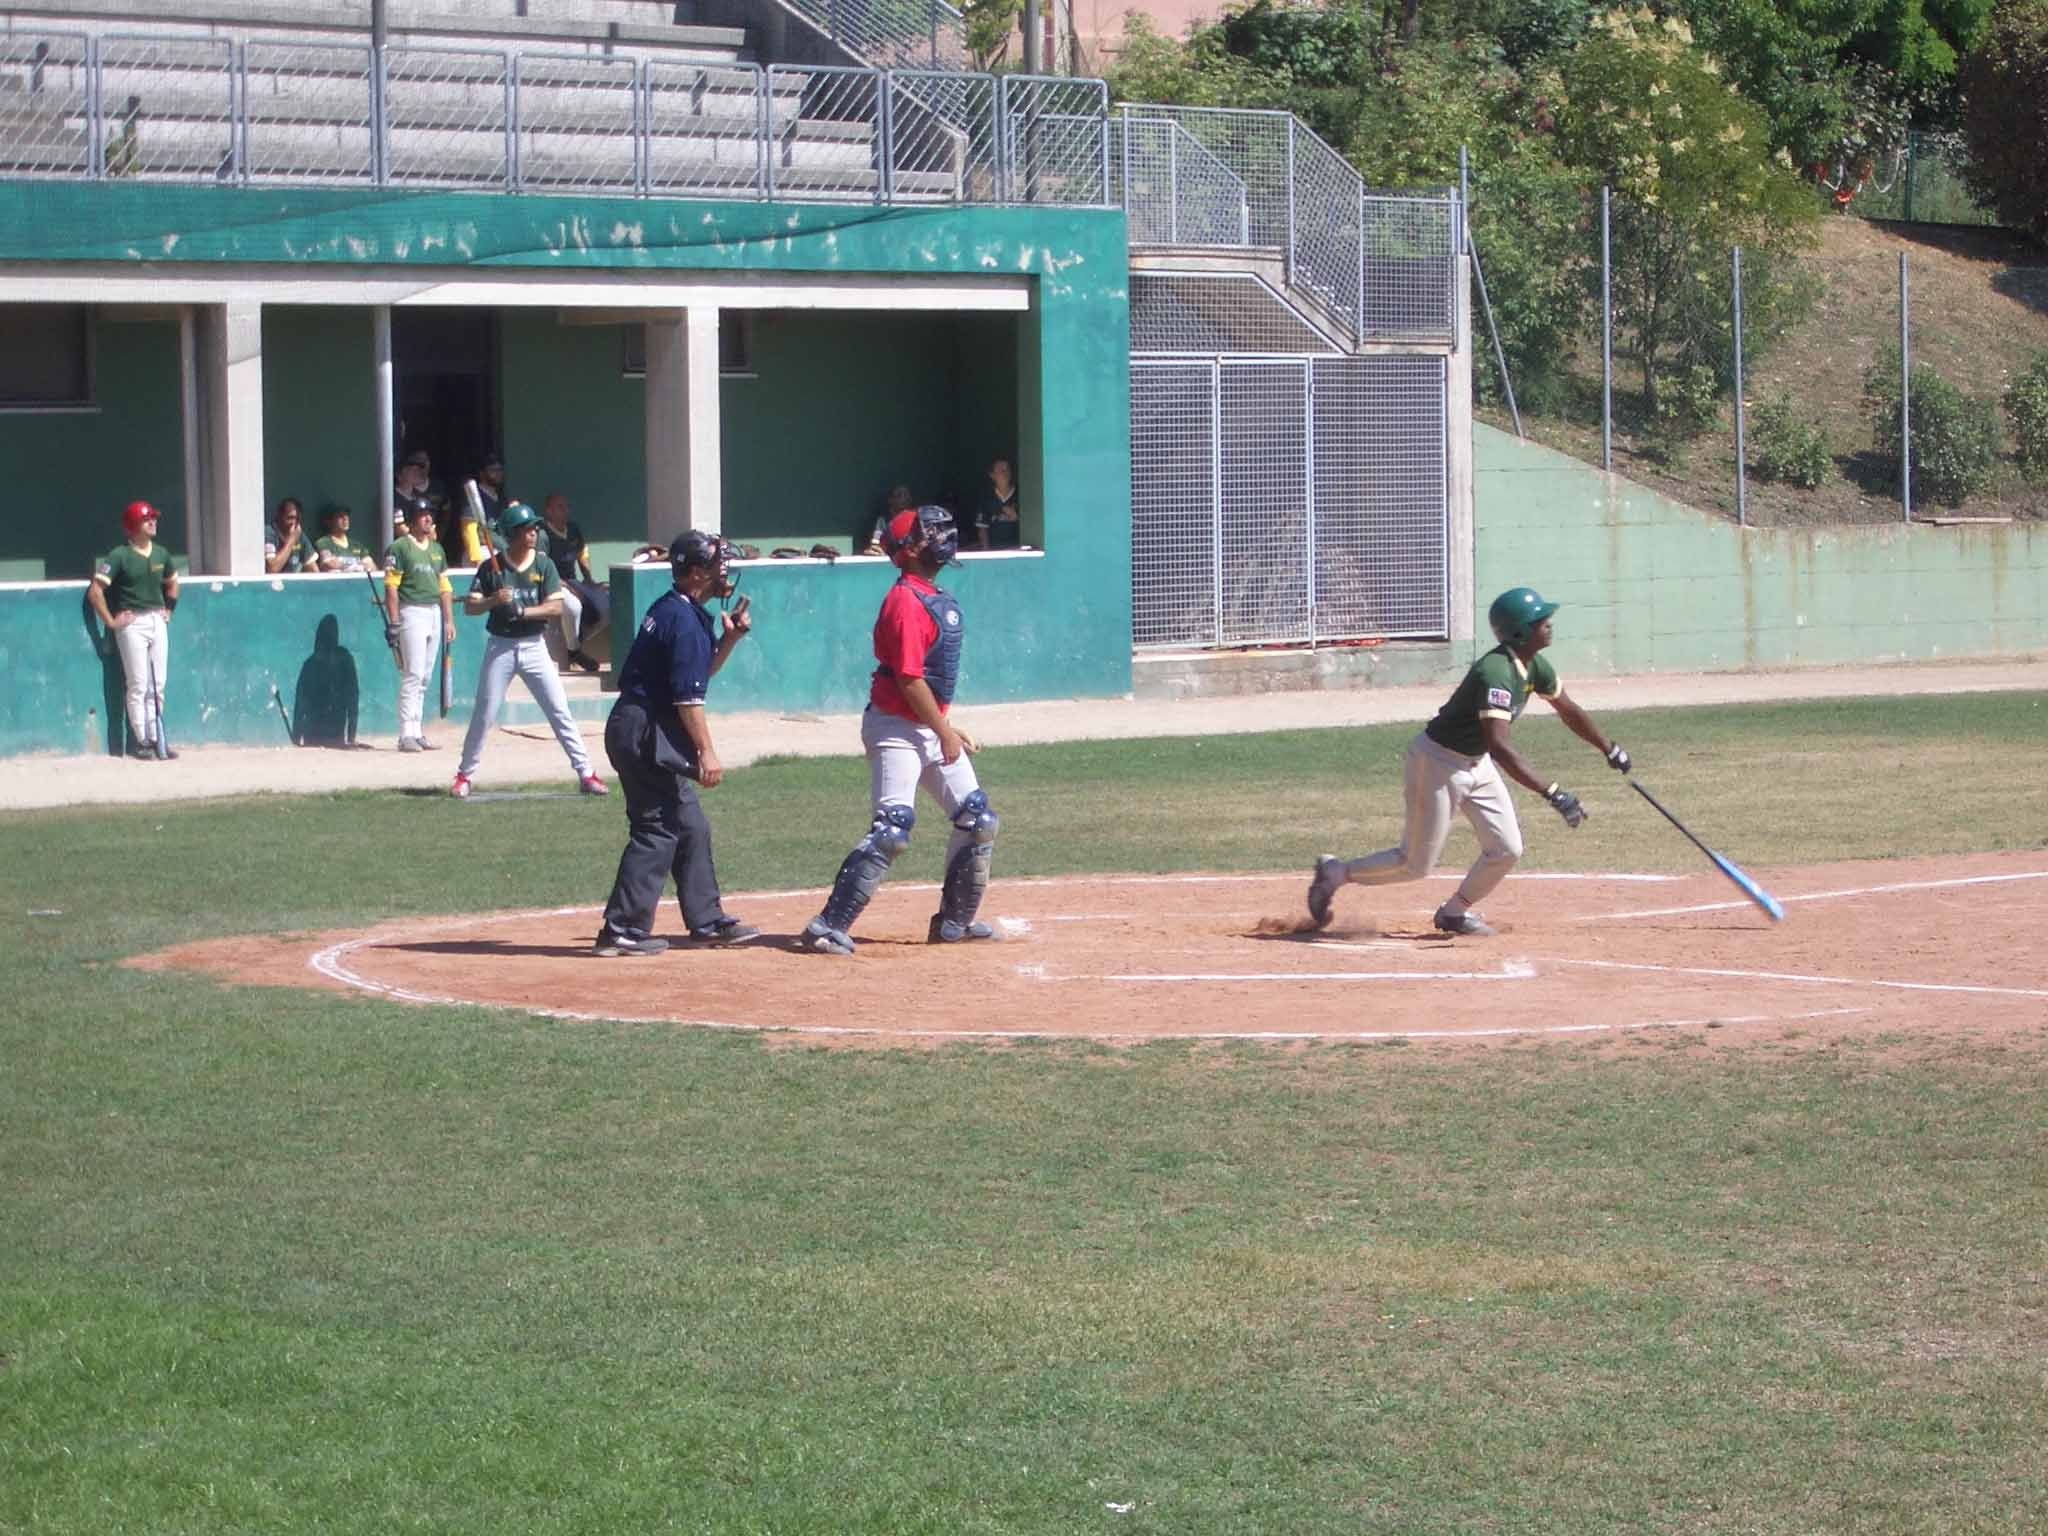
left=771, top=0, right=965, bottom=71
left=1119, top=103, right=1459, bottom=348
left=0, top=33, right=92, bottom=179
left=1828, top=130, right=1995, bottom=228
left=0, top=28, right=1117, bottom=209
left=1131, top=349, right=1451, bottom=650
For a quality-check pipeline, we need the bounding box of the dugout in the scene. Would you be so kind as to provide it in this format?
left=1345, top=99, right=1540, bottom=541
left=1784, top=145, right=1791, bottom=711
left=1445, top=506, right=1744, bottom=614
left=0, top=184, right=1131, bottom=755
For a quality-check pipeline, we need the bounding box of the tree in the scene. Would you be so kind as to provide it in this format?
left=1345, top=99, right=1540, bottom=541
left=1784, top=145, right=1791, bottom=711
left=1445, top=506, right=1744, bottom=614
left=1554, top=9, right=1820, bottom=414
left=961, top=0, right=1021, bottom=71
left=1958, top=0, right=2048, bottom=242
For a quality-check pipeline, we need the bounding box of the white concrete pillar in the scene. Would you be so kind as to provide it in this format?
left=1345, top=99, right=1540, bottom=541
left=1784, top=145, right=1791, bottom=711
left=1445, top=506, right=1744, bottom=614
left=1446, top=255, right=1475, bottom=650
left=184, top=301, right=266, bottom=577
left=642, top=304, right=723, bottom=545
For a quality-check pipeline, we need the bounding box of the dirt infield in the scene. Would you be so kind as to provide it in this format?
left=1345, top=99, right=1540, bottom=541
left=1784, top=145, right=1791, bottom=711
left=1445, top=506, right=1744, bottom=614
left=138, top=852, right=2048, bottom=1050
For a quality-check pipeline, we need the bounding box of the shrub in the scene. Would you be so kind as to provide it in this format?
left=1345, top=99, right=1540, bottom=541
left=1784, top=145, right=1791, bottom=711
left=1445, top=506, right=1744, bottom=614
left=1863, top=345, right=2002, bottom=507
left=2005, top=352, right=2048, bottom=481
left=1749, top=394, right=1832, bottom=488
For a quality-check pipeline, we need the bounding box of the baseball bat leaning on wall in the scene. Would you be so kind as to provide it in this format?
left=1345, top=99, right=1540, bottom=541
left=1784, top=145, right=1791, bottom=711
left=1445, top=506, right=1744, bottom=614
left=270, top=684, right=297, bottom=745
left=147, top=650, right=171, bottom=760
left=1629, top=779, right=1785, bottom=922
left=366, top=569, right=402, bottom=671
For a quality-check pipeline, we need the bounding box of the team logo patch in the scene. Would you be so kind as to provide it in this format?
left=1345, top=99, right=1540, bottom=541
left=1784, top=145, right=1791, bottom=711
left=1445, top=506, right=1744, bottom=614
left=946, top=611, right=961, bottom=626
left=1486, top=686, right=1513, bottom=710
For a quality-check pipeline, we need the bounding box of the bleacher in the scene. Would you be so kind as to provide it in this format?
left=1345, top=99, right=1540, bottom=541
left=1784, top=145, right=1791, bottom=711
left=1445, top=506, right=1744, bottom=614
left=0, top=0, right=978, bottom=201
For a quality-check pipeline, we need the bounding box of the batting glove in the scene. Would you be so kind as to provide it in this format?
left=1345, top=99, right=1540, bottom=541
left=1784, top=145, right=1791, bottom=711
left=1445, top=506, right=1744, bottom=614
left=1606, top=743, right=1631, bottom=774
left=1545, top=783, right=1587, bottom=829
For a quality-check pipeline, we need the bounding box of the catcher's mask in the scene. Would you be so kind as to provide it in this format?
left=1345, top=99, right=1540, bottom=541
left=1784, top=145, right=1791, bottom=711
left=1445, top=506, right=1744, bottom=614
left=883, top=504, right=958, bottom=571
left=669, top=529, right=740, bottom=601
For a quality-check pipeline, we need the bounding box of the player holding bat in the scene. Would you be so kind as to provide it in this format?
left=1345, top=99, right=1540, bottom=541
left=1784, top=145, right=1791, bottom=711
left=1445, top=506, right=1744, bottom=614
left=1306, top=586, right=1631, bottom=938
left=592, top=530, right=759, bottom=957
left=383, top=496, right=454, bottom=753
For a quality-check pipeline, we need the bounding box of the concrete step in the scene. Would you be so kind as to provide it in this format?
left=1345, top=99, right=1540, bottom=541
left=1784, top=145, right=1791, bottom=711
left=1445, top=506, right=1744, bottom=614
left=495, top=667, right=612, bottom=726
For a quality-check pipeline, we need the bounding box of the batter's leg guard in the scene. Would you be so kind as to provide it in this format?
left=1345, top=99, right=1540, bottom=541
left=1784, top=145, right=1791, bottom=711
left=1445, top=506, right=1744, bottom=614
left=813, top=803, right=916, bottom=939
left=930, top=791, right=999, bottom=943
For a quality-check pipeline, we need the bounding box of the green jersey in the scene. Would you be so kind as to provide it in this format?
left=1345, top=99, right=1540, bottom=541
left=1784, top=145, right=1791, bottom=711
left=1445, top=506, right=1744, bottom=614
left=1424, top=644, right=1560, bottom=757
left=265, top=524, right=317, bottom=572
left=94, top=541, right=177, bottom=614
left=315, top=534, right=377, bottom=571
left=385, top=534, right=449, bottom=606
left=470, top=549, right=560, bottom=639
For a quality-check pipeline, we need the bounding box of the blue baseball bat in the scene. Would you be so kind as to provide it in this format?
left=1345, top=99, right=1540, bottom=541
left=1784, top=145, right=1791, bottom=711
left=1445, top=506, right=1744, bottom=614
left=1629, top=779, right=1785, bottom=923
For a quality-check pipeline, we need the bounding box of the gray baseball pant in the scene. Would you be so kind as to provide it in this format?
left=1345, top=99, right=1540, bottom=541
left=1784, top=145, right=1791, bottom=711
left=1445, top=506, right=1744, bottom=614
left=1331, top=729, right=1523, bottom=909
left=457, top=632, right=592, bottom=781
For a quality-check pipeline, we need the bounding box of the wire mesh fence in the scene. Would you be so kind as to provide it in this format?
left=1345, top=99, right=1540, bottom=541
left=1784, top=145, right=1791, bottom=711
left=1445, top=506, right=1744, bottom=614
left=1120, top=104, right=1292, bottom=249
left=1129, top=272, right=1338, bottom=355
left=512, top=52, right=640, bottom=195
left=1130, top=354, right=1451, bottom=649
left=886, top=70, right=994, bottom=204
left=0, top=28, right=1120, bottom=210
left=1361, top=194, right=1458, bottom=339
left=0, top=33, right=92, bottom=179
left=1826, top=130, right=1995, bottom=228
left=241, top=40, right=375, bottom=187
left=1113, top=114, right=1250, bottom=247
left=383, top=45, right=511, bottom=189
left=774, top=0, right=965, bottom=71
left=645, top=61, right=770, bottom=200
left=97, top=34, right=234, bottom=181
left=1000, top=75, right=1106, bottom=205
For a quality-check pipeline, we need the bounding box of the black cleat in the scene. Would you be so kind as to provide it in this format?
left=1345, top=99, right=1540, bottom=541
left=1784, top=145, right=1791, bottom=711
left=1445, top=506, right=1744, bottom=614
left=594, top=930, right=669, bottom=958
left=1432, top=905, right=1496, bottom=938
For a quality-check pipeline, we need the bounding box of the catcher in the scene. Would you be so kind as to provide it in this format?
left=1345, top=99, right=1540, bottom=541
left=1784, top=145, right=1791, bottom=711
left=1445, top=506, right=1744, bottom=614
left=1306, top=586, right=1630, bottom=937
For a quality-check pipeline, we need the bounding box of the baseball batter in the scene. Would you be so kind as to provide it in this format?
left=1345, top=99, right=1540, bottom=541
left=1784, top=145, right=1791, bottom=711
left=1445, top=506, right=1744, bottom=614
left=450, top=501, right=607, bottom=799
left=86, top=499, right=180, bottom=760
left=384, top=498, right=455, bottom=753
left=1306, top=586, right=1630, bottom=937
left=802, top=505, right=999, bottom=956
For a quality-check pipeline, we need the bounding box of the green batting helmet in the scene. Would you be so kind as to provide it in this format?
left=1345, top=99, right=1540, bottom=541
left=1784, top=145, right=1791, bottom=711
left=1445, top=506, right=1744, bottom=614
left=1489, top=586, right=1560, bottom=646
left=497, top=501, right=539, bottom=533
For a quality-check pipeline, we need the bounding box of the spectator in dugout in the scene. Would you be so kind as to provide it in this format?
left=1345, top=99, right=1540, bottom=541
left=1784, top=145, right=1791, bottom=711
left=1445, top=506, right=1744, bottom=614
left=862, top=483, right=915, bottom=555
left=974, top=457, right=1020, bottom=551
left=540, top=492, right=608, bottom=674
left=314, top=504, right=379, bottom=572
left=264, top=497, right=318, bottom=574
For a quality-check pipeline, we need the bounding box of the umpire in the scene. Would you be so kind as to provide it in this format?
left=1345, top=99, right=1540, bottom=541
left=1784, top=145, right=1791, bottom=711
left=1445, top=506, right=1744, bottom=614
left=594, top=531, right=760, bottom=957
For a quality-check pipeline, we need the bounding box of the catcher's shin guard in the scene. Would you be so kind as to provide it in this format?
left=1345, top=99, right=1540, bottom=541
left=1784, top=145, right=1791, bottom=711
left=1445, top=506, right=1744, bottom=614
left=818, top=803, right=916, bottom=933
left=933, top=791, right=998, bottom=940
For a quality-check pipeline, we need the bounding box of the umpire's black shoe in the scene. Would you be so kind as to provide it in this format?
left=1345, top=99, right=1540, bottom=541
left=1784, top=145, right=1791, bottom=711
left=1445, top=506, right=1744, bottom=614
left=594, top=929, right=669, bottom=958
left=687, top=917, right=761, bottom=946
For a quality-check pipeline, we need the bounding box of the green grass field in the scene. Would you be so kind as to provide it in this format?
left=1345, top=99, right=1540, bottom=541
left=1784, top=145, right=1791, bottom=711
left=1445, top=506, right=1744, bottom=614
left=4, top=695, right=2046, bottom=1533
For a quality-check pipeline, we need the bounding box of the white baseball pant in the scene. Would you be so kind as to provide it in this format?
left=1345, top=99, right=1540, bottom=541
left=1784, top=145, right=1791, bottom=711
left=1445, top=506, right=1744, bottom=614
left=114, top=608, right=169, bottom=748
left=863, top=708, right=983, bottom=870
left=457, top=632, right=592, bottom=780
left=396, top=603, right=441, bottom=742
left=1332, top=729, right=1523, bottom=910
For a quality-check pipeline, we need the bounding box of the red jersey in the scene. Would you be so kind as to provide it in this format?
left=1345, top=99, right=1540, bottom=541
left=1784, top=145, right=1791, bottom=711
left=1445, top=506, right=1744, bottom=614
left=869, top=573, right=947, bottom=721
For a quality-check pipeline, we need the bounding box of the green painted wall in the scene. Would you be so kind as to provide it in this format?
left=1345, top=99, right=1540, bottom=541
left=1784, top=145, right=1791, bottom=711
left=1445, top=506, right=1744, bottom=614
left=0, top=574, right=503, bottom=758
left=263, top=307, right=379, bottom=530
left=0, top=317, right=186, bottom=581
left=1474, top=425, right=2048, bottom=670
left=498, top=310, right=643, bottom=539
left=610, top=552, right=1086, bottom=713
left=0, top=184, right=1131, bottom=752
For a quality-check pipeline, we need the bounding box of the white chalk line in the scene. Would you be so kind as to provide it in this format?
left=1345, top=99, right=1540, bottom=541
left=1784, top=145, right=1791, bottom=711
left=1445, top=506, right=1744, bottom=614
left=299, top=869, right=2036, bottom=1041
left=1559, top=957, right=2048, bottom=1001
left=1080, top=960, right=1539, bottom=984
left=1580, top=867, right=2048, bottom=922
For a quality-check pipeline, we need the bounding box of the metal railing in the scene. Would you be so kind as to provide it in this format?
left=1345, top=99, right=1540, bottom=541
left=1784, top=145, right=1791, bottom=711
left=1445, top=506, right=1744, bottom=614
left=0, top=30, right=1107, bottom=207
left=1119, top=103, right=1460, bottom=346
left=771, top=0, right=965, bottom=70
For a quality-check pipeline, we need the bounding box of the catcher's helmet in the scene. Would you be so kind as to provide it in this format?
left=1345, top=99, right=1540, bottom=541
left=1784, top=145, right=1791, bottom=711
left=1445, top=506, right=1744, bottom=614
left=121, top=499, right=161, bottom=537
left=883, top=504, right=958, bottom=569
left=669, top=529, right=738, bottom=598
left=1489, top=586, right=1560, bottom=646
left=497, top=501, right=540, bottom=534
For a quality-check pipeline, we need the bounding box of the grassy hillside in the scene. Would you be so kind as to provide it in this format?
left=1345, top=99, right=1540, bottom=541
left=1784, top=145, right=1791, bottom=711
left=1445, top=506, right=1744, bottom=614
left=1482, top=216, right=2048, bottom=528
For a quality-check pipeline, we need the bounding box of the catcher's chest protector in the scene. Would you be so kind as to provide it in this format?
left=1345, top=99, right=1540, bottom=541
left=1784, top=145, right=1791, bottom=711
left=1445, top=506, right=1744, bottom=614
left=916, top=587, right=964, bottom=706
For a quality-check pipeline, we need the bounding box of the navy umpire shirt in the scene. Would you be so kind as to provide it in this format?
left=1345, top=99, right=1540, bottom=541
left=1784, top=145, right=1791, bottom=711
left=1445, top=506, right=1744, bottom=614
left=615, top=588, right=715, bottom=709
